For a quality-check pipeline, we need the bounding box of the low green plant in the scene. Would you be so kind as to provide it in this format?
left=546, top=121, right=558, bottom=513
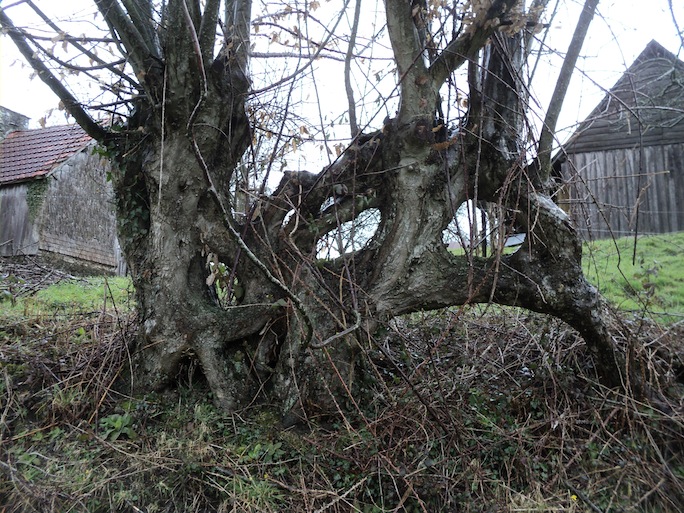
left=15, top=449, right=43, bottom=481
left=237, top=441, right=285, bottom=464
left=99, top=413, right=137, bottom=441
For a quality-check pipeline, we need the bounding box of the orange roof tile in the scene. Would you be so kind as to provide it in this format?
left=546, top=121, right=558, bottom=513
left=0, top=124, right=92, bottom=185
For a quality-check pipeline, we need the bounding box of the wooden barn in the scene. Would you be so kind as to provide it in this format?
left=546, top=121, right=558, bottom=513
left=556, top=40, right=684, bottom=239
left=0, top=106, right=125, bottom=275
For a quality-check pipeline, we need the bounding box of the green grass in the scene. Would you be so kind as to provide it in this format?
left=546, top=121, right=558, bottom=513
left=583, top=232, right=684, bottom=317
left=4, top=232, right=683, bottom=320
left=451, top=231, right=684, bottom=318
left=0, top=276, right=134, bottom=318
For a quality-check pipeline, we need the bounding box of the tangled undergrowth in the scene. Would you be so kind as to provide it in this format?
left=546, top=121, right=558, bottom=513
left=0, top=292, right=683, bottom=511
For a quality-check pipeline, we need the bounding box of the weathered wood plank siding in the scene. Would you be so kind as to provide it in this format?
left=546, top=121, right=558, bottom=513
left=562, top=143, right=684, bottom=238
left=0, top=182, right=39, bottom=256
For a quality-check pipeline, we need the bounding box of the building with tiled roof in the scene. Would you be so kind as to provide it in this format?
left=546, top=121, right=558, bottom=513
left=0, top=106, right=125, bottom=274
left=0, top=124, right=92, bottom=185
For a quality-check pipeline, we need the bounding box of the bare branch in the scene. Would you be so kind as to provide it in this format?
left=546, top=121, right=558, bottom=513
left=536, top=0, right=599, bottom=181
left=94, top=0, right=160, bottom=96
left=309, top=193, right=381, bottom=245
left=344, top=0, right=362, bottom=137
left=224, top=0, right=253, bottom=72
left=180, top=0, right=207, bottom=93
left=429, top=0, right=517, bottom=87
left=384, top=0, right=433, bottom=120
left=384, top=0, right=426, bottom=79
left=250, top=0, right=351, bottom=95
left=249, top=51, right=344, bottom=61
left=22, top=0, right=139, bottom=92
left=0, top=8, right=107, bottom=141
left=669, top=0, right=684, bottom=50
left=20, top=28, right=135, bottom=94
left=198, top=0, right=220, bottom=64
left=121, top=0, right=159, bottom=55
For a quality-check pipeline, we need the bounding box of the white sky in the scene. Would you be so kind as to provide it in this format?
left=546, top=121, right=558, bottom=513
left=1, top=0, right=682, bottom=142
left=0, top=0, right=101, bottom=125
left=546, top=0, right=683, bottom=138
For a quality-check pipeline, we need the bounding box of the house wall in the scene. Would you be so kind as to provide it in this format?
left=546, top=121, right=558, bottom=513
left=0, top=182, right=40, bottom=256
left=560, top=143, right=684, bottom=238
left=36, top=148, right=125, bottom=274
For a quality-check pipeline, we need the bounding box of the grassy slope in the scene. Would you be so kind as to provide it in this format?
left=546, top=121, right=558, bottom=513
left=1, top=243, right=683, bottom=512
left=4, top=232, right=679, bottom=320
left=583, top=232, right=684, bottom=317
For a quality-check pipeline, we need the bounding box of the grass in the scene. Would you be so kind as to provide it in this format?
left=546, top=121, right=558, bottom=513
left=0, top=275, right=133, bottom=318
left=33, top=276, right=132, bottom=310
left=3, top=232, right=681, bottom=321
left=583, top=232, right=684, bottom=317
left=452, top=231, right=684, bottom=319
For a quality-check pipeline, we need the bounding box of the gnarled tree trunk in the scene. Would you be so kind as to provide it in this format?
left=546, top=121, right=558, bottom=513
left=1, top=0, right=624, bottom=420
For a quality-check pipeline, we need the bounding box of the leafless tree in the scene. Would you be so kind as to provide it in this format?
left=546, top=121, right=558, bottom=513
left=1, top=0, right=625, bottom=418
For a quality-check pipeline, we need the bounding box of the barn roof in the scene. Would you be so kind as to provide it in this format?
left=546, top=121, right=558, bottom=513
left=0, top=124, right=92, bottom=185
left=562, top=40, right=684, bottom=154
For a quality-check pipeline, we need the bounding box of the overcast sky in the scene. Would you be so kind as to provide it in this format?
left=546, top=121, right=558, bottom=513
left=1, top=0, right=682, bottom=137
left=547, top=0, right=683, bottom=135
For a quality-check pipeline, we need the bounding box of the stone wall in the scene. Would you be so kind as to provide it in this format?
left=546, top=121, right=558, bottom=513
left=36, top=147, right=124, bottom=274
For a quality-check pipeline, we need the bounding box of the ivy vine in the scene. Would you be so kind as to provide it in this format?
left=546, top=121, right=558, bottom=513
left=26, top=179, right=48, bottom=221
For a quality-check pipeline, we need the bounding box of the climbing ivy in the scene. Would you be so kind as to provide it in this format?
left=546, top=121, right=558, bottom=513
left=26, top=178, right=48, bottom=221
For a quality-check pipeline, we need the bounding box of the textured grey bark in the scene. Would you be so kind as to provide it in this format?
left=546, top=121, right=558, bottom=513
left=1, top=0, right=625, bottom=419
